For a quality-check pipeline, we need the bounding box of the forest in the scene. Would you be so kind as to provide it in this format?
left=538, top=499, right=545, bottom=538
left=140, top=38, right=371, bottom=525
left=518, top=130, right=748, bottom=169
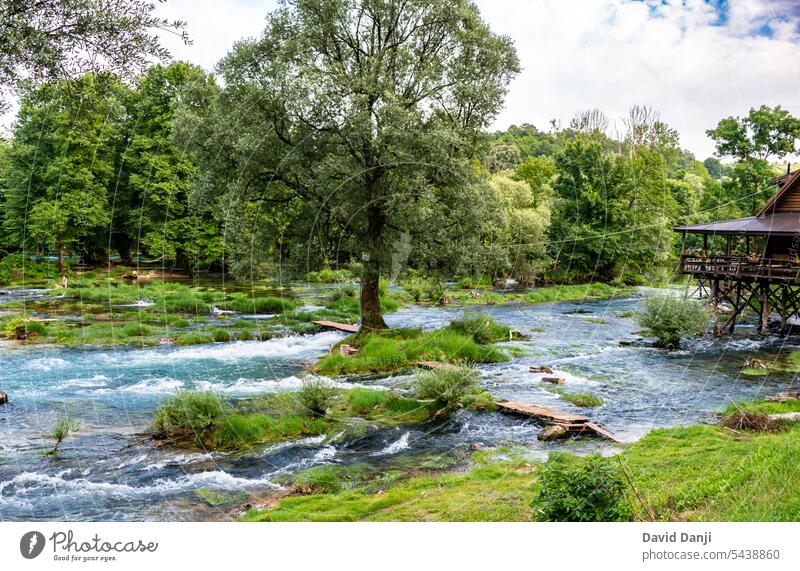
left=2, top=52, right=798, bottom=318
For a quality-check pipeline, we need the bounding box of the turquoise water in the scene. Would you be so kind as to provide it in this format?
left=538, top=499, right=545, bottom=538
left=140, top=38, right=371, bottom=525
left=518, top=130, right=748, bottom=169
left=1, top=289, right=797, bottom=521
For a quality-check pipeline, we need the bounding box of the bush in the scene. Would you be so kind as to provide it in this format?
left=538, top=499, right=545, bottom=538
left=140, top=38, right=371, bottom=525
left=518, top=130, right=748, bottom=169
left=298, top=378, right=335, bottom=417
left=329, top=284, right=357, bottom=301
left=2, top=317, right=47, bottom=340
left=48, top=416, right=82, bottom=454
left=532, top=453, right=632, bottom=522
left=153, top=391, right=229, bottom=440
left=226, top=295, right=299, bottom=314
left=121, top=322, right=152, bottom=338
left=413, top=368, right=479, bottom=412
left=446, top=312, right=511, bottom=344
left=0, top=253, right=24, bottom=286
left=636, top=294, right=709, bottom=349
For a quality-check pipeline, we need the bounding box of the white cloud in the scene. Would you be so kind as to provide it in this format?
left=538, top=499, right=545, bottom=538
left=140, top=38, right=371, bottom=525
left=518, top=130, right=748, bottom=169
left=474, top=0, right=800, bottom=159
left=4, top=0, right=800, bottom=161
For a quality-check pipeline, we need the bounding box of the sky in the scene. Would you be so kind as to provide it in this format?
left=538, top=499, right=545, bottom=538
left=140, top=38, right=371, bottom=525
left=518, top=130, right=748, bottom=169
left=8, top=0, right=800, bottom=160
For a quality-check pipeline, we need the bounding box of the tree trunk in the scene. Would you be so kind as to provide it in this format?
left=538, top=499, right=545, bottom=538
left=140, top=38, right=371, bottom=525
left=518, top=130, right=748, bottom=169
left=360, top=205, right=388, bottom=332
left=57, top=232, right=65, bottom=270
left=360, top=262, right=387, bottom=331
left=115, top=236, right=134, bottom=266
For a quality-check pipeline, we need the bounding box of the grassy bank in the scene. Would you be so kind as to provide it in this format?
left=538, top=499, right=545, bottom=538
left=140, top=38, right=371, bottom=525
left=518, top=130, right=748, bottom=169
left=152, top=368, right=492, bottom=451
left=242, top=398, right=800, bottom=522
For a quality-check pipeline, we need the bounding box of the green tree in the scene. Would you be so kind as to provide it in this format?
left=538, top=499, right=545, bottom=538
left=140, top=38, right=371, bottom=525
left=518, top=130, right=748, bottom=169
left=483, top=142, right=522, bottom=173
left=115, top=62, right=221, bottom=271
left=3, top=73, right=125, bottom=267
left=513, top=155, right=555, bottom=207
left=0, top=0, right=187, bottom=111
left=706, top=105, right=800, bottom=214
left=183, top=0, right=519, bottom=330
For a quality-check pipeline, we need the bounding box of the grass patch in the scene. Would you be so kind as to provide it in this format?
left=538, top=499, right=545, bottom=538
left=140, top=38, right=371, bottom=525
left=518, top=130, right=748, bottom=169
left=545, top=387, right=604, bottom=407
left=314, top=327, right=508, bottom=376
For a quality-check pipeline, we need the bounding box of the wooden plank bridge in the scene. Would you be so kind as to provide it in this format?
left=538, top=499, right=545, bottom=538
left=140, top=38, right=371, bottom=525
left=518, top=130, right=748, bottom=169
left=496, top=401, right=624, bottom=443
left=312, top=320, right=360, bottom=333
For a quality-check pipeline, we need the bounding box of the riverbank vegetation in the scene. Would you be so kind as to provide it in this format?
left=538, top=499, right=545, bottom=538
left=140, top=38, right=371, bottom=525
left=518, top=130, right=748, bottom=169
left=152, top=368, right=493, bottom=451
left=242, top=397, right=800, bottom=522
left=314, top=315, right=512, bottom=376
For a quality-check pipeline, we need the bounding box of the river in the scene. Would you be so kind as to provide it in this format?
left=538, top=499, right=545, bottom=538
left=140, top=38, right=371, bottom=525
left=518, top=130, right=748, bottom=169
left=0, top=288, right=796, bottom=521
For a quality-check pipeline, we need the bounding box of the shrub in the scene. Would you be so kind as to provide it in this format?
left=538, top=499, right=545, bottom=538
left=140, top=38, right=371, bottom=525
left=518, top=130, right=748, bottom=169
left=532, top=453, right=632, bottom=522
left=2, top=317, right=47, bottom=340
left=413, top=368, right=479, bottom=412
left=0, top=253, right=24, bottom=285
left=121, top=322, right=152, bottom=338
left=298, top=378, right=335, bottom=417
left=47, top=416, right=82, bottom=455
left=636, top=294, right=709, bottom=349
left=211, top=328, right=230, bottom=342
left=446, top=312, right=511, bottom=344
left=329, top=284, right=357, bottom=301
left=153, top=391, right=229, bottom=441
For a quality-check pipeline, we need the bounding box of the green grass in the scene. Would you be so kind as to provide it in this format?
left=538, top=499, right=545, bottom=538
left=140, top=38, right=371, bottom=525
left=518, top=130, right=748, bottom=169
left=523, top=283, right=622, bottom=304
left=213, top=413, right=329, bottom=450
left=152, top=387, right=444, bottom=451
left=243, top=398, right=800, bottom=521
left=314, top=327, right=509, bottom=375
left=545, top=387, right=604, bottom=407
left=622, top=424, right=800, bottom=521
left=241, top=460, right=537, bottom=522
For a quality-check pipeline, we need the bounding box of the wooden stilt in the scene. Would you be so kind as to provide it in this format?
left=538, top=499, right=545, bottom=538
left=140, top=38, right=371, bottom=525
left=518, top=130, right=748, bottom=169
left=781, top=286, right=789, bottom=337
left=759, top=284, right=769, bottom=335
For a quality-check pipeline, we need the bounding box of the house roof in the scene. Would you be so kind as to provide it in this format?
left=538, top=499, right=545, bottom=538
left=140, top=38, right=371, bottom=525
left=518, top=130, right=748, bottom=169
left=674, top=212, right=800, bottom=235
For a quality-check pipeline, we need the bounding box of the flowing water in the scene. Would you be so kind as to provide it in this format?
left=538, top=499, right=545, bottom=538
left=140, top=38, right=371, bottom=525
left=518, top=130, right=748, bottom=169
left=1, top=288, right=798, bottom=521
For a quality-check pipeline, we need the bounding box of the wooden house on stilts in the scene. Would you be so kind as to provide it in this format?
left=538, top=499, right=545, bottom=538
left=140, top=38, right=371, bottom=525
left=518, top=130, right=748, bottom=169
left=675, top=168, right=800, bottom=335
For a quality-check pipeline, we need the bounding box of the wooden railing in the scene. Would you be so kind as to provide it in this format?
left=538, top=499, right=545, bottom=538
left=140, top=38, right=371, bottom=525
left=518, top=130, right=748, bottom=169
left=679, top=254, right=800, bottom=281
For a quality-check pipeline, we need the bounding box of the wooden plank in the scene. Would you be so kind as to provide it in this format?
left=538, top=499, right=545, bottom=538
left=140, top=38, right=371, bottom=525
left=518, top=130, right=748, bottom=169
left=311, top=320, right=360, bottom=333
left=496, top=401, right=589, bottom=424
left=585, top=422, right=625, bottom=444
left=416, top=361, right=463, bottom=372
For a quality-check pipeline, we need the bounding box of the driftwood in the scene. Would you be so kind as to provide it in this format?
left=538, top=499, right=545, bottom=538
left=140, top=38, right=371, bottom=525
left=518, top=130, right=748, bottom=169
left=530, top=365, right=554, bottom=374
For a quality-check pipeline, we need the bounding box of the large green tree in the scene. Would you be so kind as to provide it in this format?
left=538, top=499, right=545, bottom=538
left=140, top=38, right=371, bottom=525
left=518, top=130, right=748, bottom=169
left=184, top=0, right=519, bottom=330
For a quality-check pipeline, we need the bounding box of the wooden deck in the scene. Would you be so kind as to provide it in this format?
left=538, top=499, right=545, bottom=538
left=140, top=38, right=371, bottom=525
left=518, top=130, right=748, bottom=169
left=496, top=401, right=623, bottom=443
left=679, top=254, right=800, bottom=282
left=312, top=320, right=360, bottom=333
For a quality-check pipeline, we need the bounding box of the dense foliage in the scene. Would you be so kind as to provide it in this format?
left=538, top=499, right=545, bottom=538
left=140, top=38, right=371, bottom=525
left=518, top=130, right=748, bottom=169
left=532, top=452, right=632, bottom=522
left=636, top=294, right=710, bottom=349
